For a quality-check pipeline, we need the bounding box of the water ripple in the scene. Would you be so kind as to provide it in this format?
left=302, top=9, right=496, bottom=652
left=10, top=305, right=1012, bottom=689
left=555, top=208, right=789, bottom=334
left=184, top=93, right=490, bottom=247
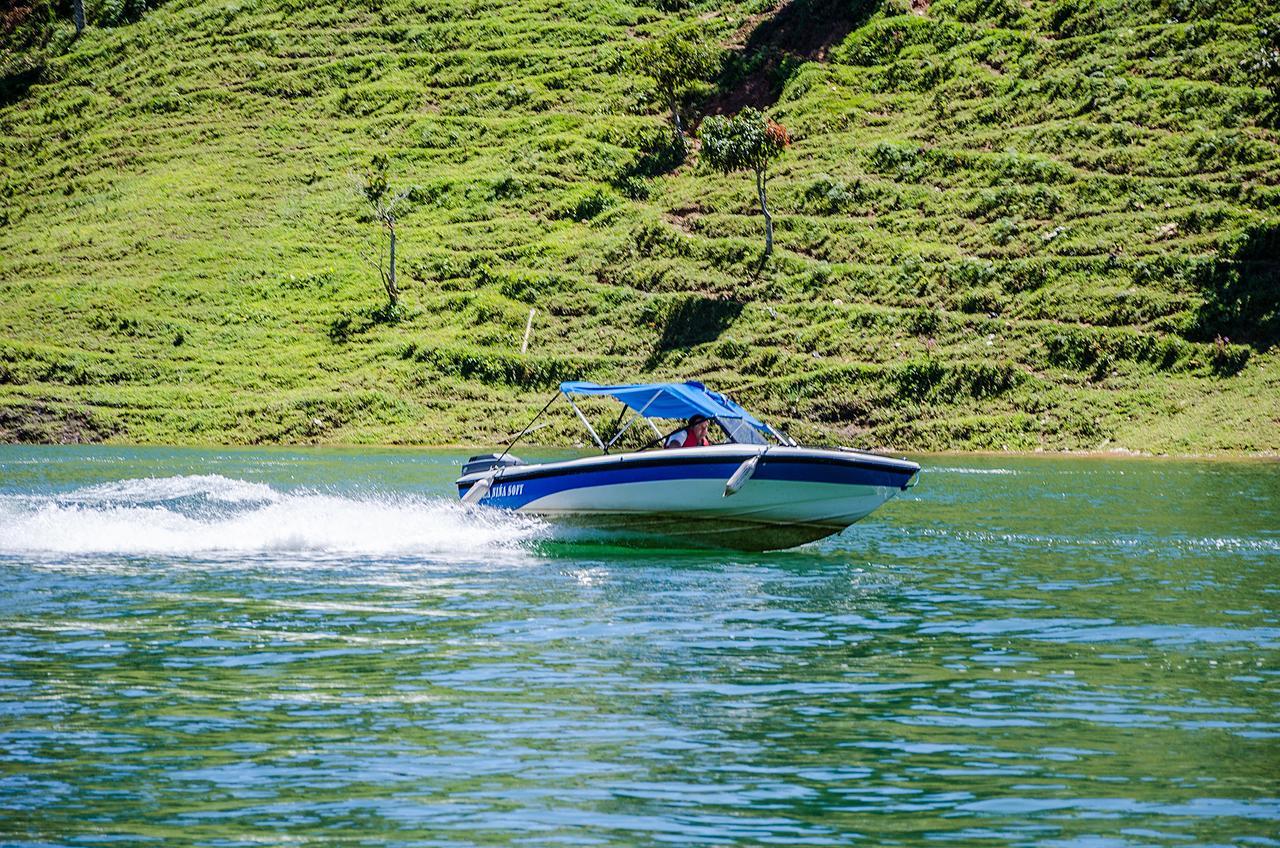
left=0, top=448, right=1276, bottom=846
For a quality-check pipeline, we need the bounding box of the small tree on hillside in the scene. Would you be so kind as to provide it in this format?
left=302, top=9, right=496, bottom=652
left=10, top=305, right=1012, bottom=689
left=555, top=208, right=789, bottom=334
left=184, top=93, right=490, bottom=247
left=698, top=108, right=791, bottom=257
left=1247, top=21, right=1280, bottom=107
left=354, top=153, right=410, bottom=314
left=631, top=27, right=720, bottom=145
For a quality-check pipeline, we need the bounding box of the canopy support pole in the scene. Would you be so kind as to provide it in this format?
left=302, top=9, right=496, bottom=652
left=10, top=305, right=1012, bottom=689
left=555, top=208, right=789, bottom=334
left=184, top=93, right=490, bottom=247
left=565, top=395, right=606, bottom=451
left=604, top=390, right=662, bottom=453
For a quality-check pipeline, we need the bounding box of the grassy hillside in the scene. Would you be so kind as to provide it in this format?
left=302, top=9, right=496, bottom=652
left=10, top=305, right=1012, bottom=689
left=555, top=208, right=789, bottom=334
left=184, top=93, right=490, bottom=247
left=1, top=0, right=1278, bottom=453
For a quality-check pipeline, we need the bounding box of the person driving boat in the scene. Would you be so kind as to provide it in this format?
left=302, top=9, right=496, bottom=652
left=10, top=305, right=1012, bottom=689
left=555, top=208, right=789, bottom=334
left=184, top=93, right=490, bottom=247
left=665, top=414, right=712, bottom=448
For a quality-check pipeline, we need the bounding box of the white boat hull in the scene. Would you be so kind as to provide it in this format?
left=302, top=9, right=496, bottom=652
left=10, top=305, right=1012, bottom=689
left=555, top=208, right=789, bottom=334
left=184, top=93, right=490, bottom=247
left=457, top=445, right=919, bottom=551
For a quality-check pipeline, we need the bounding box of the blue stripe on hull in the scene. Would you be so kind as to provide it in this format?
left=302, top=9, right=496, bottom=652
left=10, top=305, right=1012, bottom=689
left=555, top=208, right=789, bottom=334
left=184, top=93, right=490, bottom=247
left=460, top=462, right=737, bottom=510
left=755, top=459, right=908, bottom=488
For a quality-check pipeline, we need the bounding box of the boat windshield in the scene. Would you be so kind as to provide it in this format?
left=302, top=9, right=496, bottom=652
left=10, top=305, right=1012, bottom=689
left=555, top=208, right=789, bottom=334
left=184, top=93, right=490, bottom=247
left=715, top=416, right=768, bottom=445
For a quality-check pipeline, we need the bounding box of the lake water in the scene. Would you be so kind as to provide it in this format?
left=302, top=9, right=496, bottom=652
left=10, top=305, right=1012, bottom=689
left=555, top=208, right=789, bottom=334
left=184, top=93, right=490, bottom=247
left=0, top=446, right=1276, bottom=846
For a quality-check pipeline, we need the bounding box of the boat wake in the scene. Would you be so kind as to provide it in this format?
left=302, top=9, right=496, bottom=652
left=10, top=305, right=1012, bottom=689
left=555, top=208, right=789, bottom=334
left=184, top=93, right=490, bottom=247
left=0, top=474, right=546, bottom=557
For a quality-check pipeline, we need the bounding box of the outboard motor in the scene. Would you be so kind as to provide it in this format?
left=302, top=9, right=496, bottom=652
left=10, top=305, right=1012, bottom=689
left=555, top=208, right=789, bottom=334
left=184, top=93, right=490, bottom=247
left=461, top=453, right=525, bottom=477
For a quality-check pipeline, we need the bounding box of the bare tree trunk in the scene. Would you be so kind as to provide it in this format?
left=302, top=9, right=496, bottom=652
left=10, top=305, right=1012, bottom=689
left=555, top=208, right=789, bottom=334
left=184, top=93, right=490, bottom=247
left=387, top=223, right=399, bottom=307
left=757, top=169, right=773, bottom=257
left=73, top=0, right=85, bottom=34
left=668, top=96, right=683, bottom=141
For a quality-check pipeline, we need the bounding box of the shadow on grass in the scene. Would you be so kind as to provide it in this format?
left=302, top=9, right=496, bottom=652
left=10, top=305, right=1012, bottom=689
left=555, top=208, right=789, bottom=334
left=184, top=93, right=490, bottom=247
left=0, top=65, right=43, bottom=109
left=1192, top=222, right=1280, bottom=352
left=616, top=134, right=687, bottom=192
left=328, top=303, right=403, bottom=343
left=644, top=296, right=745, bottom=369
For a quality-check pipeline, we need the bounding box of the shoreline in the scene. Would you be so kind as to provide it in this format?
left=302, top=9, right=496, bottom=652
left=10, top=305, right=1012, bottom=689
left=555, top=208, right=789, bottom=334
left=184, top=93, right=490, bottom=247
left=3, top=441, right=1276, bottom=462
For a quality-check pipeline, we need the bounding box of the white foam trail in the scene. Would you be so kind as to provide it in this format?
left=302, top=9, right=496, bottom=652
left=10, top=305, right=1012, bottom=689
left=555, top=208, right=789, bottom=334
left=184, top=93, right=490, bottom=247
left=0, top=476, right=545, bottom=556
left=67, top=474, right=279, bottom=504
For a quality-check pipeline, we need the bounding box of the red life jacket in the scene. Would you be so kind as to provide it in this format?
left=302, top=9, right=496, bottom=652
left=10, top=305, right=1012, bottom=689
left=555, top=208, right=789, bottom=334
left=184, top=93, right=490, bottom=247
left=682, top=430, right=709, bottom=448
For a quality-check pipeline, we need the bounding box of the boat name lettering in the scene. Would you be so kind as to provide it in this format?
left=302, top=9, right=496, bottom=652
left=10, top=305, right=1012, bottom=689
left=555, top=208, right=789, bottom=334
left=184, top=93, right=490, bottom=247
left=488, top=483, right=525, bottom=498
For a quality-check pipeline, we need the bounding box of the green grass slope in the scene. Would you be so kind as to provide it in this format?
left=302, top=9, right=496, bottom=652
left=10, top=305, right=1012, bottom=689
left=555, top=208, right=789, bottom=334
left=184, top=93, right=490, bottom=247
left=1, top=0, right=1277, bottom=452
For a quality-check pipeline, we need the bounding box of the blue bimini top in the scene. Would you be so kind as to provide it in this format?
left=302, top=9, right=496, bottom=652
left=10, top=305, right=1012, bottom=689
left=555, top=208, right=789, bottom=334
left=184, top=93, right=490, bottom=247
left=559, top=381, right=773, bottom=444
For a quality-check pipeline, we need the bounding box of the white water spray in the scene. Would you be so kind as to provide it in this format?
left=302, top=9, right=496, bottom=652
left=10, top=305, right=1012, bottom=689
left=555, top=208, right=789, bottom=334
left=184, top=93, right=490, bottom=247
left=0, top=475, right=545, bottom=556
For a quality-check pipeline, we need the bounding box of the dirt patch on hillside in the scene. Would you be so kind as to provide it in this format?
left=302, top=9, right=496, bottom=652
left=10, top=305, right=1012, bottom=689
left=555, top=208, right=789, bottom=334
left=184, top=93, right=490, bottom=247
left=664, top=205, right=704, bottom=233
left=0, top=403, right=116, bottom=443
left=701, top=0, right=878, bottom=117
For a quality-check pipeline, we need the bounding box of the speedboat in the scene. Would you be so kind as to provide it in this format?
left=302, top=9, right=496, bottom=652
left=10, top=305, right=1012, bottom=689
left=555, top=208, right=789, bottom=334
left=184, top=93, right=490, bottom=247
left=455, top=381, right=920, bottom=550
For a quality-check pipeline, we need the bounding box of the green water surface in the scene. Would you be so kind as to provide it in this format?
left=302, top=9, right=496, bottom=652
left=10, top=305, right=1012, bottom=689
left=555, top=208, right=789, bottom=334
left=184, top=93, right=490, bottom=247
left=0, top=447, right=1276, bottom=846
